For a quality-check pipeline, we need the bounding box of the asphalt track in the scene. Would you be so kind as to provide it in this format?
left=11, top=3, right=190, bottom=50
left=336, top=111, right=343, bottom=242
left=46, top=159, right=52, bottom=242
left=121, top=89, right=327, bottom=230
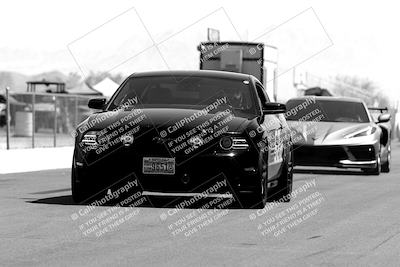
left=1, top=145, right=400, bottom=266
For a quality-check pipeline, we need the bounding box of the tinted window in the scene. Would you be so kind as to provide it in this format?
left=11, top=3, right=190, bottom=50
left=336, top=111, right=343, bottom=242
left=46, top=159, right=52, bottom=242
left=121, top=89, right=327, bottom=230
left=286, top=99, right=370, bottom=123
left=108, top=76, right=257, bottom=116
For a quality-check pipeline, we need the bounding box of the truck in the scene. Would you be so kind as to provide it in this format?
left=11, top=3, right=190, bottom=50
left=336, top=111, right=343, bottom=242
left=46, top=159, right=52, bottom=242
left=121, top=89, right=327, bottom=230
left=197, top=41, right=278, bottom=100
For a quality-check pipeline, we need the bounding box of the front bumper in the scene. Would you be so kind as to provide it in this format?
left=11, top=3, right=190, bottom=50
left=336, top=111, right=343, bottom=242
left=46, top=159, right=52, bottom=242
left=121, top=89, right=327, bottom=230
left=73, top=144, right=262, bottom=195
left=293, top=144, right=379, bottom=169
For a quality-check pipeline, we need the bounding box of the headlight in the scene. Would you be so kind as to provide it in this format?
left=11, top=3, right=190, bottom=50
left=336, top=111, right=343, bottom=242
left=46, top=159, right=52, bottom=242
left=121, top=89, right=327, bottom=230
left=81, top=131, right=99, bottom=148
left=344, top=127, right=376, bottom=139
left=219, top=137, right=249, bottom=150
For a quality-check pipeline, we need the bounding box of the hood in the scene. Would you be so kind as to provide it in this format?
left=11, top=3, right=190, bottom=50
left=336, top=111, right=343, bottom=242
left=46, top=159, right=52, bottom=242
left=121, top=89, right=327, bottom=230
left=78, top=108, right=252, bottom=138
left=287, top=120, right=379, bottom=145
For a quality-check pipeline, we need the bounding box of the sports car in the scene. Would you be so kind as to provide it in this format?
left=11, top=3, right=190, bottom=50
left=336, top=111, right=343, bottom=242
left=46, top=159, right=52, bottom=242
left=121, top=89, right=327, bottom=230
left=285, top=96, right=391, bottom=174
left=72, top=70, right=293, bottom=208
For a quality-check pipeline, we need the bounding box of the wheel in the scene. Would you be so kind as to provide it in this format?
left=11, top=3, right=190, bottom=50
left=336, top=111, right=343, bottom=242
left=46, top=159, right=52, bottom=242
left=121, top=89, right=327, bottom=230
left=363, top=152, right=381, bottom=175
left=237, top=180, right=267, bottom=209
left=71, top=165, right=93, bottom=204
left=381, top=144, right=391, bottom=173
left=267, top=152, right=293, bottom=202
left=236, top=156, right=267, bottom=209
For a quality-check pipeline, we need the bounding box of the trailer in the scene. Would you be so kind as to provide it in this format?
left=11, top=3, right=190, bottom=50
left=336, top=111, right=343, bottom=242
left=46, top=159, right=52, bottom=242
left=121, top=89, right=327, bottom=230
left=198, top=41, right=278, bottom=100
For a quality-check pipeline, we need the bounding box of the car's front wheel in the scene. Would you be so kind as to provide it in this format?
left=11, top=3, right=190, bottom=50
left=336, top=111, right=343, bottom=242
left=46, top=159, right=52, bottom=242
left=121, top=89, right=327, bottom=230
left=362, top=152, right=381, bottom=175
left=237, top=179, right=267, bottom=209
left=71, top=166, right=93, bottom=204
left=381, top=144, right=391, bottom=173
left=236, top=157, right=267, bottom=209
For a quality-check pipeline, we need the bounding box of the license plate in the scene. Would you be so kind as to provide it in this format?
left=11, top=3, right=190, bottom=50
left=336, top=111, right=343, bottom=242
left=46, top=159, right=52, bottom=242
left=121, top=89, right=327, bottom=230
left=143, top=157, right=175, bottom=175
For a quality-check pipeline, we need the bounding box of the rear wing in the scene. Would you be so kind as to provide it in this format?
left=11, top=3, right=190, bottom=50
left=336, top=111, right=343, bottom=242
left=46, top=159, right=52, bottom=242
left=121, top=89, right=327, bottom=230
left=368, top=107, right=388, bottom=113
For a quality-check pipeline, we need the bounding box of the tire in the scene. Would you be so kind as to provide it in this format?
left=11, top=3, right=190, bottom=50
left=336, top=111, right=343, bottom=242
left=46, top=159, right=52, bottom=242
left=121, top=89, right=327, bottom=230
left=236, top=157, right=267, bottom=209
left=267, top=152, right=293, bottom=202
left=237, top=183, right=266, bottom=209
left=381, top=144, right=391, bottom=173
left=71, top=166, right=93, bottom=204
left=363, top=152, right=381, bottom=175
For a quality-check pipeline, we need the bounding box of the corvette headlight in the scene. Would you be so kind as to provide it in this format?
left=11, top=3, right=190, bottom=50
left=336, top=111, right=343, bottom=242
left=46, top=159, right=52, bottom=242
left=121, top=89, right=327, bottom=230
left=81, top=131, right=99, bottom=148
left=344, top=127, right=376, bottom=139
left=219, top=137, right=249, bottom=150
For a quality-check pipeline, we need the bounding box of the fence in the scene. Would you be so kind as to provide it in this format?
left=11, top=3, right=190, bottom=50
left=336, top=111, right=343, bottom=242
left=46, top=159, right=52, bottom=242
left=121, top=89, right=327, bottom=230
left=0, top=89, right=100, bottom=149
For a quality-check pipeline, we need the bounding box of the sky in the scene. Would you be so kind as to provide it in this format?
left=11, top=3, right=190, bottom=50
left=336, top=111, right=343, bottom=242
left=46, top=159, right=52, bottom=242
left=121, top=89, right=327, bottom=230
left=0, top=0, right=399, bottom=103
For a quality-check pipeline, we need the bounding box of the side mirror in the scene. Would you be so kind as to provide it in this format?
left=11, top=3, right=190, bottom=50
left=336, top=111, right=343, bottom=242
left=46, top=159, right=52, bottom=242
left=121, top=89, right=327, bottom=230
left=263, top=102, right=286, bottom=114
left=88, top=98, right=106, bottom=110
left=378, top=113, right=391, bottom=123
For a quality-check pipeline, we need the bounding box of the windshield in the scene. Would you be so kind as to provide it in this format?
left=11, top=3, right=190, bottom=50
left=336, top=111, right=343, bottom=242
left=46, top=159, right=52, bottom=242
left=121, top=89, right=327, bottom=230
left=108, top=76, right=257, bottom=117
left=286, top=99, right=370, bottom=123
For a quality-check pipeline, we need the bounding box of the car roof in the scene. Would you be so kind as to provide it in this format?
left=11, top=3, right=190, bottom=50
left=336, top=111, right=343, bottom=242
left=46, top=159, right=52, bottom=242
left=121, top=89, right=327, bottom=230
left=288, top=96, right=365, bottom=103
left=129, top=70, right=254, bottom=80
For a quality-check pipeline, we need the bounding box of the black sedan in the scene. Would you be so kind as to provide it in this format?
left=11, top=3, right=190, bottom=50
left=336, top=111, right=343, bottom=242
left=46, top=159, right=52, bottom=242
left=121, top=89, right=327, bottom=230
left=72, top=70, right=293, bottom=208
left=286, top=96, right=391, bottom=174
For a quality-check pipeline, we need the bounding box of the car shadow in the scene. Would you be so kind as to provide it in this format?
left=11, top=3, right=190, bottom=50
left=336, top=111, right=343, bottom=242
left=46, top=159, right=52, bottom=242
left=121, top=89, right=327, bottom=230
left=28, top=195, right=153, bottom=207
left=27, top=194, right=248, bottom=209
left=294, top=168, right=367, bottom=176
left=29, top=195, right=76, bottom=205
